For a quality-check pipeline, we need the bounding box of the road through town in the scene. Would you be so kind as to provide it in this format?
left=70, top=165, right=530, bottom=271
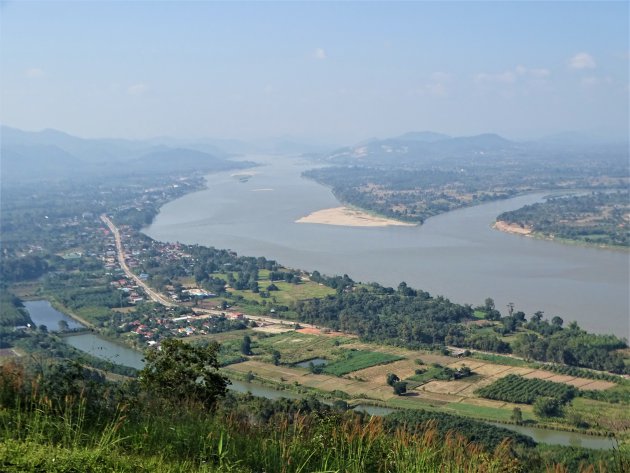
left=101, top=215, right=176, bottom=307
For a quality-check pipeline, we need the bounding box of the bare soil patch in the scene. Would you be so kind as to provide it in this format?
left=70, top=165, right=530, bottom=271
left=350, top=359, right=421, bottom=384
left=421, top=380, right=473, bottom=395
left=575, top=380, right=617, bottom=391
left=523, top=370, right=556, bottom=380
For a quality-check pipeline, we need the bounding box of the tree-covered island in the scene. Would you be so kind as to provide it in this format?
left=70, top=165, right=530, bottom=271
left=496, top=191, right=629, bottom=248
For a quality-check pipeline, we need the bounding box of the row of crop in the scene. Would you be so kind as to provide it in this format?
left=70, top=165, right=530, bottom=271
left=475, top=374, right=577, bottom=404
left=534, top=362, right=623, bottom=383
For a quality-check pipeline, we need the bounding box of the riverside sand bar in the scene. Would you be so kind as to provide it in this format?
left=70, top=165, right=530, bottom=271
left=296, top=206, right=416, bottom=227
left=493, top=220, right=533, bottom=236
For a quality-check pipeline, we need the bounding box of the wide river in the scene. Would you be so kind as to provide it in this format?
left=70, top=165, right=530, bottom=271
left=145, top=155, right=629, bottom=338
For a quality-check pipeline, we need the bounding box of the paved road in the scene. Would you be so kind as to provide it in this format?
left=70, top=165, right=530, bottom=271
left=101, top=215, right=176, bottom=307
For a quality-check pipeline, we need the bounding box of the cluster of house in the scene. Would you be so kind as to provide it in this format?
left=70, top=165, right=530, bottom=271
left=109, top=275, right=145, bottom=304
left=118, top=312, right=246, bottom=344
left=94, top=221, right=254, bottom=344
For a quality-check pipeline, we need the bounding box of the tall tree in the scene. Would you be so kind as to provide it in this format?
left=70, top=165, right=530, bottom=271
left=140, top=338, right=228, bottom=409
left=241, top=335, right=252, bottom=355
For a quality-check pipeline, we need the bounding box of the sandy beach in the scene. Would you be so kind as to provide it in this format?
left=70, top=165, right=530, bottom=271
left=296, top=206, right=416, bottom=227
left=493, top=220, right=533, bottom=235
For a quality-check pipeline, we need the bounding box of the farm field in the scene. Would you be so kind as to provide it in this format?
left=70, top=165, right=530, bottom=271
left=254, top=331, right=355, bottom=364
left=226, top=269, right=335, bottom=306
left=176, top=268, right=336, bottom=318
left=323, top=350, right=403, bottom=376
left=476, top=375, right=577, bottom=404
left=207, top=328, right=627, bottom=435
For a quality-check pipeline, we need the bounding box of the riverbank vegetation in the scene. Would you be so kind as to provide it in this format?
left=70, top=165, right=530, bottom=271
left=496, top=191, right=629, bottom=248
left=293, top=286, right=628, bottom=374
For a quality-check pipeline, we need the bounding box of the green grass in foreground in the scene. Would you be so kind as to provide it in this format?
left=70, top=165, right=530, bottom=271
left=0, top=393, right=524, bottom=473
left=0, top=439, right=227, bottom=473
left=324, top=350, right=403, bottom=376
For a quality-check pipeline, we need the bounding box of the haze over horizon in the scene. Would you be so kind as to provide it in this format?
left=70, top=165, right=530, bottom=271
left=1, top=1, right=628, bottom=143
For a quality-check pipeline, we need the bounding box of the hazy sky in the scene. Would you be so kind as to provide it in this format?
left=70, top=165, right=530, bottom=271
left=1, top=1, right=628, bottom=143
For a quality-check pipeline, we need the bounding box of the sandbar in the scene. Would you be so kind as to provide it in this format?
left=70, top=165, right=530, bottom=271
left=296, top=207, right=416, bottom=227
left=493, top=220, right=532, bottom=235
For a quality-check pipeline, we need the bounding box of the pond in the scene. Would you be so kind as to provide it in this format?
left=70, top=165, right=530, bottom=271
left=295, top=358, right=328, bottom=368
left=64, top=333, right=146, bottom=370
left=24, top=300, right=85, bottom=331
left=228, top=379, right=302, bottom=400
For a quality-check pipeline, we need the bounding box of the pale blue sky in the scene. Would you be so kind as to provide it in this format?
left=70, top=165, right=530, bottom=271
left=1, top=1, right=628, bottom=142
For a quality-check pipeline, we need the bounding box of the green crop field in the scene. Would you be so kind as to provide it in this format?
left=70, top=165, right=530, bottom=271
left=270, top=281, right=335, bottom=304
left=255, top=332, right=354, bottom=364
left=446, top=402, right=535, bottom=423
left=471, top=352, right=530, bottom=367
left=476, top=374, right=577, bottom=404
left=406, top=365, right=450, bottom=384
left=223, top=274, right=334, bottom=314
left=323, top=350, right=403, bottom=376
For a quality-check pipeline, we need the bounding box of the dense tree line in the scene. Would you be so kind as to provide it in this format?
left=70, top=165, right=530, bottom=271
left=511, top=323, right=627, bottom=373
left=0, top=254, right=49, bottom=282
left=295, top=283, right=472, bottom=346
left=140, top=237, right=353, bottom=296
left=294, top=282, right=628, bottom=374
left=309, top=271, right=354, bottom=290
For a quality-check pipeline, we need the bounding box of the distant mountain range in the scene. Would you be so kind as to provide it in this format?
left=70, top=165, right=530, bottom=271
left=0, top=126, right=254, bottom=182
left=2, top=125, right=626, bottom=182
left=322, top=131, right=628, bottom=166
left=324, top=132, right=518, bottom=166
left=0, top=126, right=343, bottom=182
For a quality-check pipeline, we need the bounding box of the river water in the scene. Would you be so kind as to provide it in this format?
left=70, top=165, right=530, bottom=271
left=145, top=155, right=629, bottom=338
left=24, top=300, right=84, bottom=331
left=64, top=333, right=146, bottom=370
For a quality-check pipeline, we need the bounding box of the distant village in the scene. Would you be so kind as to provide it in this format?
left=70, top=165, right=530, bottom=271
left=97, top=222, right=292, bottom=346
